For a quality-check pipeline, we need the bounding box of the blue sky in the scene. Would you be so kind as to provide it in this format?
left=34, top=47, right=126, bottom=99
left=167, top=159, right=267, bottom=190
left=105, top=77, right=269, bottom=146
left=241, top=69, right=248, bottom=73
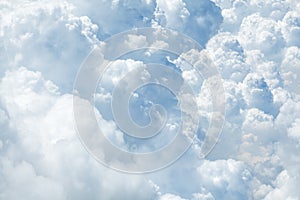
left=0, top=0, right=300, bottom=199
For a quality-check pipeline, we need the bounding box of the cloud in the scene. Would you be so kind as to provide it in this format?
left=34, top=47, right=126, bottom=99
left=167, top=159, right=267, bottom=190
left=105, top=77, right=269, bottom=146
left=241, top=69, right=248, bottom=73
left=1, top=0, right=300, bottom=199
left=0, top=67, right=156, bottom=200
left=288, top=118, right=300, bottom=142
left=158, top=193, right=187, bottom=200
left=280, top=46, right=300, bottom=95
left=281, top=11, right=300, bottom=47
left=264, top=170, right=300, bottom=200
left=154, top=0, right=223, bottom=45
left=238, top=13, right=285, bottom=59
left=241, top=73, right=274, bottom=114
left=206, top=32, right=249, bottom=82
left=196, top=159, right=251, bottom=200
left=0, top=0, right=98, bottom=92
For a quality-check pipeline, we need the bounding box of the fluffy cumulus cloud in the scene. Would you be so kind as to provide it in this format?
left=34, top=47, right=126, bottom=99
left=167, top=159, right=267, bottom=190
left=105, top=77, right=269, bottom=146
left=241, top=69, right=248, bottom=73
left=0, top=67, right=157, bottom=200
left=1, top=0, right=300, bottom=199
left=0, top=0, right=99, bottom=91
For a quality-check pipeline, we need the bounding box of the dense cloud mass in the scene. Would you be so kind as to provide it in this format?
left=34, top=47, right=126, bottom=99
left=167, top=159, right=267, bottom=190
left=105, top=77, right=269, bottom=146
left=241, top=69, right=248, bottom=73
left=0, top=0, right=300, bottom=199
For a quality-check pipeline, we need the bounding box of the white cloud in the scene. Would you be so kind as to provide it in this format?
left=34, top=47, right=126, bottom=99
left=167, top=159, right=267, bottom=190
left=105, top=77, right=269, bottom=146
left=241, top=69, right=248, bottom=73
left=71, top=0, right=156, bottom=39
left=238, top=13, right=285, bottom=59
left=281, top=11, right=300, bottom=47
left=206, top=32, right=249, bottom=82
left=196, top=159, right=251, bottom=200
left=288, top=118, right=300, bottom=142
left=241, top=73, right=274, bottom=114
left=0, top=158, right=66, bottom=200
left=281, top=46, right=300, bottom=95
left=155, top=0, right=190, bottom=29
left=159, top=193, right=187, bottom=200
left=0, top=0, right=99, bottom=92
left=1, top=0, right=300, bottom=199
left=264, top=170, right=300, bottom=200
left=0, top=67, right=156, bottom=200
left=154, top=0, right=223, bottom=45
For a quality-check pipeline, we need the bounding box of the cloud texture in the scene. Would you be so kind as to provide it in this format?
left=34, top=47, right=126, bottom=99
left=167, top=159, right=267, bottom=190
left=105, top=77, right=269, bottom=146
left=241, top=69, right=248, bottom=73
left=0, top=0, right=300, bottom=199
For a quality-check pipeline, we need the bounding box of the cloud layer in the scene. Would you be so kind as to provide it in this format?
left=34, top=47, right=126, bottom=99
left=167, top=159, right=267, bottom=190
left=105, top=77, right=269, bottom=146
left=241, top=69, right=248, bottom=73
left=1, top=0, right=300, bottom=199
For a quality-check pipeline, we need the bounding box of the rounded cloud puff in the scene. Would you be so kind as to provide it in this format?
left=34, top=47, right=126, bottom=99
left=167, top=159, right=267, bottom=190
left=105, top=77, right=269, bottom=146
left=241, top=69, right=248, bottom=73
left=238, top=13, right=285, bottom=59
left=206, top=32, right=249, bottom=82
left=281, top=11, right=300, bottom=47
left=281, top=46, right=300, bottom=95
left=0, top=67, right=157, bottom=200
left=242, top=73, right=274, bottom=114
left=197, top=159, right=251, bottom=200
left=154, top=0, right=223, bottom=45
left=0, top=1, right=99, bottom=92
